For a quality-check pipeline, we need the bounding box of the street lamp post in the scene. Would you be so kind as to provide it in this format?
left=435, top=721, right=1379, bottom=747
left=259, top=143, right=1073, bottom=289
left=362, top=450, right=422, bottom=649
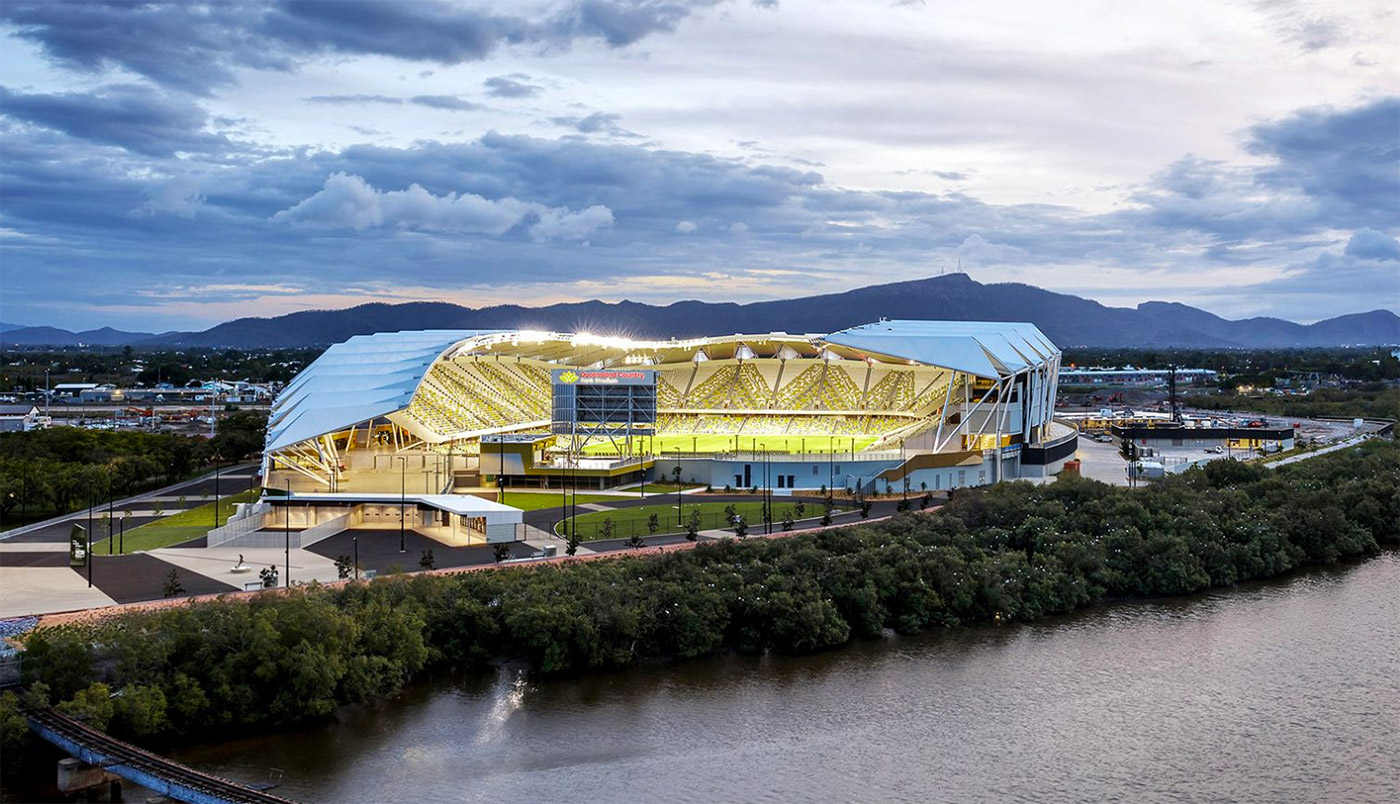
left=675, top=450, right=683, bottom=527
left=397, top=456, right=407, bottom=553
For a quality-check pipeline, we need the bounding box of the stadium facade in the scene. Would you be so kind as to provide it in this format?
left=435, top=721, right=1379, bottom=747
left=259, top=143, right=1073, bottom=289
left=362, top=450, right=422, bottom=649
left=245, top=321, right=1076, bottom=544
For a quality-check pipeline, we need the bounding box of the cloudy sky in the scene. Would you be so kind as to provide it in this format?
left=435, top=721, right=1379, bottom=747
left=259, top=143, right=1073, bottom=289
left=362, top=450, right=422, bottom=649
left=1, top=0, right=1397, bottom=332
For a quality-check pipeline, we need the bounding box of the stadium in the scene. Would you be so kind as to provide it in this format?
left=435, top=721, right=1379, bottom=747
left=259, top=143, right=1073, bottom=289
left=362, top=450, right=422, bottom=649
left=240, top=320, right=1076, bottom=546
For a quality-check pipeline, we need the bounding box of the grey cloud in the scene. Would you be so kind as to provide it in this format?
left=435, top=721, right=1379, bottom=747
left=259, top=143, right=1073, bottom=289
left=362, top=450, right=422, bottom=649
left=567, top=1, right=716, bottom=47
left=1, top=97, right=1395, bottom=328
left=1248, top=97, right=1400, bottom=228
left=550, top=112, right=638, bottom=137
left=411, top=95, right=484, bottom=112
left=1255, top=1, right=1346, bottom=52
left=305, top=94, right=404, bottom=105
left=0, top=1, right=288, bottom=95
left=305, top=94, right=484, bottom=111
left=1344, top=229, right=1400, bottom=262
left=0, top=84, right=230, bottom=157
left=2, top=0, right=726, bottom=94
left=484, top=76, right=544, bottom=98
left=267, top=0, right=508, bottom=64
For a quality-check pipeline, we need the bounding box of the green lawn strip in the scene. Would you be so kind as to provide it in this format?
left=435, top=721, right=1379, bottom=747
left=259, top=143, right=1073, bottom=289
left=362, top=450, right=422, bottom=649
left=554, top=500, right=846, bottom=540
left=498, top=491, right=620, bottom=511
left=115, top=489, right=260, bottom=553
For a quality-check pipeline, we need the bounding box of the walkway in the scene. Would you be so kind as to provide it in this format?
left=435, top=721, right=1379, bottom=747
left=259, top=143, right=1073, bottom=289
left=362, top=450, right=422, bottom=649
left=1268, top=435, right=1372, bottom=467
left=27, top=706, right=297, bottom=804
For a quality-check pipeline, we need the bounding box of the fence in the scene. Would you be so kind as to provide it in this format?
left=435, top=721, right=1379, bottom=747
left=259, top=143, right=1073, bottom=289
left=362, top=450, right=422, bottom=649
left=205, top=501, right=273, bottom=547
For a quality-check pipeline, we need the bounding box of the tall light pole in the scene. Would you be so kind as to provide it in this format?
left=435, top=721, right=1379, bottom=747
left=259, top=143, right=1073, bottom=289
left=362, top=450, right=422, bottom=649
left=284, top=479, right=291, bottom=587
left=494, top=434, right=505, bottom=508
left=900, top=438, right=908, bottom=505
left=397, top=456, right=407, bottom=553
left=107, top=480, right=114, bottom=555
left=86, top=489, right=93, bottom=588
left=213, top=456, right=221, bottom=529
left=763, top=448, right=771, bottom=535
left=675, top=449, right=683, bottom=527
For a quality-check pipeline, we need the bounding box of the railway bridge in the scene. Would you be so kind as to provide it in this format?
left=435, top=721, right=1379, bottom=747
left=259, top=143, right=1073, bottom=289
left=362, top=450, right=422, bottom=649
left=27, top=706, right=298, bottom=804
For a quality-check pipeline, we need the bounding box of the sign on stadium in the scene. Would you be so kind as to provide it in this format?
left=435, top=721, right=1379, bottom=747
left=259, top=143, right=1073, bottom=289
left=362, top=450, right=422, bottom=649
left=551, top=368, right=657, bottom=436
left=551, top=369, right=656, bottom=386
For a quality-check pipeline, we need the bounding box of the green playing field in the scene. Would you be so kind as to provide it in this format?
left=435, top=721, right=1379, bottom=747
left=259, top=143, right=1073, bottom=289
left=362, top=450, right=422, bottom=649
left=581, top=434, right=879, bottom=456
left=554, top=499, right=844, bottom=539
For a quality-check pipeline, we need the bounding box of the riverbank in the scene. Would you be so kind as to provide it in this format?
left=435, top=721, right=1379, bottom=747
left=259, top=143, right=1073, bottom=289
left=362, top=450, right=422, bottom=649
left=160, top=550, right=1400, bottom=804
left=4, top=441, right=1397, bottom=795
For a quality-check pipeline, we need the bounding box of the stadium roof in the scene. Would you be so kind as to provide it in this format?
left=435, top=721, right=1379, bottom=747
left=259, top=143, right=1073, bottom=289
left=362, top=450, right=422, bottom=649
left=266, top=330, right=495, bottom=452
left=824, top=320, right=1058, bottom=378
left=266, top=321, right=1058, bottom=452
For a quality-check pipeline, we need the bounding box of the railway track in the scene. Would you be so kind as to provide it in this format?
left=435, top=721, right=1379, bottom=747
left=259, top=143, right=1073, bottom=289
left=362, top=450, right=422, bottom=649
left=27, top=706, right=297, bottom=804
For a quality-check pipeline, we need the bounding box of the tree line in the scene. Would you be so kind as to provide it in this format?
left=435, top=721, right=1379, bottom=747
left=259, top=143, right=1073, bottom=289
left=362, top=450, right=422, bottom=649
left=0, top=413, right=266, bottom=524
left=1060, top=347, right=1400, bottom=386
left=1187, top=384, right=1400, bottom=422
left=3, top=440, right=1396, bottom=787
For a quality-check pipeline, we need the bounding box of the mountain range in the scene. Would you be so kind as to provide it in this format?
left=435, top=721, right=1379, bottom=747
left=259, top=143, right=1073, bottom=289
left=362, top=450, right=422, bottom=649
left=3, top=274, right=1397, bottom=349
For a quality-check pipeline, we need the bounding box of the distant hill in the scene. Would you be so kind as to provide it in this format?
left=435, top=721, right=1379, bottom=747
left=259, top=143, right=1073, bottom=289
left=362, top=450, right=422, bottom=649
left=4, top=274, right=1397, bottom=349
left=1, top=325, right=156, bottom=346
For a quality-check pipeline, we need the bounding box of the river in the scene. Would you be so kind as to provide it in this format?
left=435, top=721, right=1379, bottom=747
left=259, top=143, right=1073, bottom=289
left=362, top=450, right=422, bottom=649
left=167, top=552, right=1400, bottom=803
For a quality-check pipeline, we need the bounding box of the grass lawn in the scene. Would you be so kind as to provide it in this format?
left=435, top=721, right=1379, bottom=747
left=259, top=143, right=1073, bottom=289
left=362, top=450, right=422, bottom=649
left=582, top=434, right=880, bottom=456
left=113, top=489, right=260, bottom=554
left=554, top=500, right=845, bottom=540
left=499, top=491, right=621, bottom=511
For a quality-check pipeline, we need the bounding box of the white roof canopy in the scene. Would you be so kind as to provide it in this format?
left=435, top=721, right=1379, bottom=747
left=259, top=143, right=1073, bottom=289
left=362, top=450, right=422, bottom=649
left=823, top=320, right=1057, bottom=379
left=266, top=330, right=495, bottom=452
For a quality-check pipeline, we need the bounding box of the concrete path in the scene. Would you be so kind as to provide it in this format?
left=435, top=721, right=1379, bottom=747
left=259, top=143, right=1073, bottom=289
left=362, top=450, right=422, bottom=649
left=1268, top=435, right=1371, bottom=467
left=0, top=566, right=117, bottom=618
left=152, top=546, right=343, bottom=590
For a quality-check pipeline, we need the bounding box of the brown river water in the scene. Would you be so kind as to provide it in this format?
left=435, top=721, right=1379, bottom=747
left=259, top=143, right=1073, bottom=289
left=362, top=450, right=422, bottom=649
left=164, top=552, right=1400, bottom=803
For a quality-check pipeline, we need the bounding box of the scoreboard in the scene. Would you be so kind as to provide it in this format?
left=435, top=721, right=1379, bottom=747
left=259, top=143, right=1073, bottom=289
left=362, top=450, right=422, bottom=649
left=551, top=369, right=657, bottom=436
